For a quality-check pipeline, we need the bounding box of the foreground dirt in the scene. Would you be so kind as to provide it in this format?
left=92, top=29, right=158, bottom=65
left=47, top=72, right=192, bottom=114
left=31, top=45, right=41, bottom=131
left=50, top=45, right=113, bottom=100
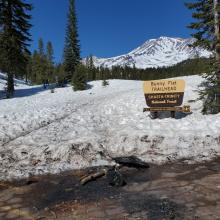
left=0, top=159, right=220, bottom=220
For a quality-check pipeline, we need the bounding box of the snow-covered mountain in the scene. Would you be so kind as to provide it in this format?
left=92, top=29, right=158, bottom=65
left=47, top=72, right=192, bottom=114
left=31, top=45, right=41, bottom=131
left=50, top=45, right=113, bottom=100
left=87, top=37, right=212, bottom=69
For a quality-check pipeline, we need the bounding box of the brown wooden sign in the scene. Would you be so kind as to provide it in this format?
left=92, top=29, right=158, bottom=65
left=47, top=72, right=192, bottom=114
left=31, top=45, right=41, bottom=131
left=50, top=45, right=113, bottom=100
left=143, top=79, right=185, bottom=107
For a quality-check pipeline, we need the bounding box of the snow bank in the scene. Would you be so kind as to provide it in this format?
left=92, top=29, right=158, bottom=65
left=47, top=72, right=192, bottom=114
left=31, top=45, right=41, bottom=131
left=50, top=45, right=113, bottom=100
left=0, top=75, right=220, bottom=180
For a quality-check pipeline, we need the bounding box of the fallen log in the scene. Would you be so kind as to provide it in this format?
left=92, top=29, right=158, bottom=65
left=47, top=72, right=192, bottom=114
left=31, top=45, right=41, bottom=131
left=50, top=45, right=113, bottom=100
left=80, top=169, right=107, bottom=185
left=80, top=156, right=150, bottom=186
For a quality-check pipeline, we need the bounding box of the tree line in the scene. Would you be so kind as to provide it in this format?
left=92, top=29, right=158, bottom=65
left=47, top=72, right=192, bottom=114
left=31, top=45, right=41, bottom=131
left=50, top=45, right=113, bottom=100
left=25, top=38, right=55, bottom=85
left=23, top=50, right=212, bottom=86
left=81, top=56, right=211, bottom=81
left=0, top=0, right=81, bottom=94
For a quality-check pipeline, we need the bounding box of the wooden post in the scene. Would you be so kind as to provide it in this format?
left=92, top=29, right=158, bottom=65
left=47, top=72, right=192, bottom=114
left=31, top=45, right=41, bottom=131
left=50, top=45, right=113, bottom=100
left=171, top=111, right=175, bottom=118
left=153, top=111, right=158, bottom=119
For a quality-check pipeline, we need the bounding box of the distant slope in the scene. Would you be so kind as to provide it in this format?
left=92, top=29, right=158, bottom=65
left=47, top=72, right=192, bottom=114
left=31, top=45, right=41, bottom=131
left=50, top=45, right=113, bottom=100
left=86, top=37, right=212, bottom=69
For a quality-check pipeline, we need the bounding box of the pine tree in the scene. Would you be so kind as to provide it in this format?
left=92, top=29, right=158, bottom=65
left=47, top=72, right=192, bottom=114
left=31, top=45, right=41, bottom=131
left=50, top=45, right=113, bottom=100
left=29, top=50, right=38, bottom=83
left=27, top=40, right=55, bottom=85
left=72, top=64, right=87, bottom=91
left=24, top=50, right=31, bottom=83
left=88, top=55, right=97, bottom=81
left=37, top=38, right=47, bottom=85
left=0, top=33, right=5, bottom=73
left=55, top=63, right=66, bottom=87
left=186, top=0, right=220, bottom=114
left=0, top=0, right=32, bottom=97
left=88, top=55, right=94, bottom=69
left=85, top=56, right=90, bottom=68
left=46, top=41, right=54, bottom=63
left=63, top=0, right=80, bottom=81
left=101, top=64, right=109, bottom=86
left=46, top=41, right=54, bottom=82
left=38, top=38, right=44, bottom=57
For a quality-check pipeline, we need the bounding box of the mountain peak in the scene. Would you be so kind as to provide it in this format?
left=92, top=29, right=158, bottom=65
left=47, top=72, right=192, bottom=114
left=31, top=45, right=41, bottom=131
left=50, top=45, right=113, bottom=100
left=85, top=36, right=212, bottom=69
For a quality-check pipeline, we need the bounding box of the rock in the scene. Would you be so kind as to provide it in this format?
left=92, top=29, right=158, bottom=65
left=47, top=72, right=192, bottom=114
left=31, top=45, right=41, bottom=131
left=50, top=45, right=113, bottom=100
left=106, top=168, right=126, bottom=187
left=113, top=156, right=150, bottom=169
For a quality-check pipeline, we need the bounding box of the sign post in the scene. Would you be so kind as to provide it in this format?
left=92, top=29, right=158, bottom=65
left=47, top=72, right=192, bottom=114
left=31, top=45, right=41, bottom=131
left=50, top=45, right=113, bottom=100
left=143, top=79, right=190, bottom=118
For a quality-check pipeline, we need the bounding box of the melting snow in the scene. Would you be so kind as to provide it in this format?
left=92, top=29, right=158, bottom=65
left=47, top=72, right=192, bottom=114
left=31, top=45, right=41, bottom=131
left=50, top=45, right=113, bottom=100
left=0, top=74, right=220, bottom=180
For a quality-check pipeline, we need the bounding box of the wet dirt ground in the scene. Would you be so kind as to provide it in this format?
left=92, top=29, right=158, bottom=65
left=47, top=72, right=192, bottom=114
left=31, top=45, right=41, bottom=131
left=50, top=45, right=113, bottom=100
left=0, top=159, right=220, bottom=220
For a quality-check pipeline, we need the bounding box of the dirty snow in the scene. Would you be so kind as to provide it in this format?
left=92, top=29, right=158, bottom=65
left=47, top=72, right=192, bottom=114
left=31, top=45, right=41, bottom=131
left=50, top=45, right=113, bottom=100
left=0, top=74, right=220, bottom=180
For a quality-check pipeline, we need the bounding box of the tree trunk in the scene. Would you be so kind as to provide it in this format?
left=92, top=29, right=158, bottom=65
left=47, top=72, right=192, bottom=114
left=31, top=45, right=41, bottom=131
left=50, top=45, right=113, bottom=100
left=7, top=72, right=14, bottom=98
left=214, top=0, right=220, bottom=59
left=214, top=0, right=220, bottom=108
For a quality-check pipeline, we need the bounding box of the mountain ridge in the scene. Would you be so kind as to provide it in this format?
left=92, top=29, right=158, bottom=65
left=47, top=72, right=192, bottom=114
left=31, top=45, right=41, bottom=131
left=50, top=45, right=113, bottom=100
left=84, top=36, right=212, bottom=69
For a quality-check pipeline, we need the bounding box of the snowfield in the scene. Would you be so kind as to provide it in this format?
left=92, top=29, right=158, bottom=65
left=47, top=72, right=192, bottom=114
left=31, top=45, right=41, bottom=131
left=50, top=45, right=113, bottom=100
left=0, top=74, right=220, bottom=180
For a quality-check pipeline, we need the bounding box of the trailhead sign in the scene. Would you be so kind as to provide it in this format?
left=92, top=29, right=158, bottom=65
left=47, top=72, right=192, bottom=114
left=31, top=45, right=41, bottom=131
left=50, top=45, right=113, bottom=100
left=143, top=79, right=185, bottom=107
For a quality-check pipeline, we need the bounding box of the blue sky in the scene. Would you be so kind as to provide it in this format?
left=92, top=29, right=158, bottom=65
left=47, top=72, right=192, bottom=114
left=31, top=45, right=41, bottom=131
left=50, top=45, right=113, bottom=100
left=29, top=0, right=193, bottom=63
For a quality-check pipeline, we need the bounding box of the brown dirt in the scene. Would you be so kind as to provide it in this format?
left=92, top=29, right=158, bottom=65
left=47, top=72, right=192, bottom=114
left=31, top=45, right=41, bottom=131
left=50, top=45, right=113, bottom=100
left=0, top=159, right=220, bottom=220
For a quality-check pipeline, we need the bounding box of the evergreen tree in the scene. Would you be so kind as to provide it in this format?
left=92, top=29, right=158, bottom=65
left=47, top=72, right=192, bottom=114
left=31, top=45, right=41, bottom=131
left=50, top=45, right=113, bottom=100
left=100, top=63, right=109, bottom=86
left=88, top=55, right=94, bottom=69
left=24, top=50, right=31, bottom=83
left=0, top=33, right=5, bottom=73
left=63, top=0, right=80, bottom=81
left=55, top=63, right=66, bottom=87
left=0, top=0, right=32, bottom=97
left=72, top=64, right=87, bottom=91
left=186, top=0, right=220, bottom=114
left=85, top=56, right=90, bottom=68
left=28, top=39, right=48, bottom=85
left=46, top=41, right=54, bottom=63
left=29, top=50, right=38, bottom=83
left=37, top=38, right=47, bottom=84
left=24, top=39, right=56, bottom=85
left=38, top=38, right=44, bottom=57
left=46, top=41, right=54, bottom=82
left=86, top=58, right=211, bottom=82
left=88, top=55, right=96, bottom=80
